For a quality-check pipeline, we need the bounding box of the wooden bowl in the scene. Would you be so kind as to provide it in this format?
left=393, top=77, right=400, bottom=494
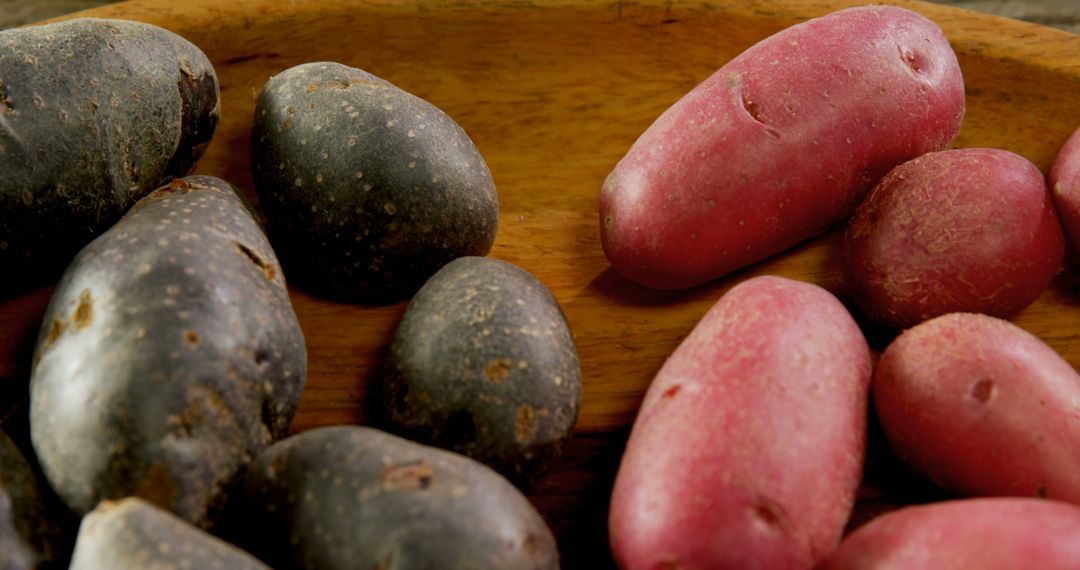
left=3, top=0, right=1080, bottom=566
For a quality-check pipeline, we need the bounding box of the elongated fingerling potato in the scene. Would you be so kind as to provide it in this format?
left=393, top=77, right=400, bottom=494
left=600, top=6, right=964, bottom=289
left=609, top=276, right=872, bottom=568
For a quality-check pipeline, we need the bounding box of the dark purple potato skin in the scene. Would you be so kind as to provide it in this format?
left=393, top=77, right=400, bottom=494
left=383, top=257, right=581, bottom=488
left=69, top=498, right=270, bottom=570
left=29, top=176, right=306, bottom=529
left=0, top=430, right=65, bottom=569
left=251, top=61, right=498, bottom=303
left=0, top=18, right=219, bottom=294
left=230, top=426, right=558, bottom=570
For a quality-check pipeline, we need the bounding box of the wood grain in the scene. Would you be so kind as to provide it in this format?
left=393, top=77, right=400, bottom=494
left=2, top=0, right=1080, bottom=566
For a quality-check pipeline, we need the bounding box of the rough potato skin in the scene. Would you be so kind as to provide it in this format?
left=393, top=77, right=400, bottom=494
left=69, top=497, right=270, bottom=570
left=228, top=426, right=559, bottom=570
left=0, top=431, right=64, bottom=569
left=874, top=313, right=1080, bottom=503
left=383, top=257, right=581, bottom=489
left=609, top=276, right=872, bottom=569
left=0, top=18, right=219, bottom=292
left=600, top=6, right=964, bottom=289
left=252, top=61, right=498, bottom=303
left=29, top=176, right=306, bottom=528
left=820, top=498, right=1080, bottom=569
left=1050, top=125, right=1080, bottom=251
left=844, top=148, right=1064, bottom=328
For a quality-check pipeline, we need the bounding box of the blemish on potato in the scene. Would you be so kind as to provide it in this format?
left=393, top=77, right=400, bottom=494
left=45, top=316, right=66, bottom=346
left=73, top=289, right=94, bottom=330
left=753, top=495, right=792, bottom=532
left=381, top=460, right=434, bottom=491
left=515, top=404, right=538, bottom=445
left=971, top=378, right=996, bottom=403
left=661, top=384, right=681, bottom=399
left=184, top=330, right=199, bottom=346
left=484, top=359, right=513, bottom=382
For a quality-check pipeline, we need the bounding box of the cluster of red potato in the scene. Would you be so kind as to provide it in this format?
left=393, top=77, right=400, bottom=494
left=603, top=5, right=1080, bottom=568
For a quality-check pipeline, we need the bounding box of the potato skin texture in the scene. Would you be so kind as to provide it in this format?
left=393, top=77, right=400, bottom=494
left=0, top=18, right=219, bottom=291
left=844, top=148, right=1064, bottom=328
left=599, top=6, right=963, bottom=290
left=820, top=498, right=1080, bottom=569
left=252, top=62, right=498, bottom=303
left=29, top=176, right=306, bottom=528
left=228, top=426, right=559, bottom=570
left=69, top=497, right=269, bottom=570
left=874, top=312, right=1080, bottom=503
left=609, top=276, right=872, bottom=569
left=1050, top=125, right=1080, bottom=251
left=383, top=257, right=581, bottom=489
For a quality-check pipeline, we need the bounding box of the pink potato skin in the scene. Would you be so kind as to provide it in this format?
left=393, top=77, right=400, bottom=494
left=609, top=276, right=872, bottom=569
left=599, top=6, right=964, bottom=290
left=844, top=148, right=1064, bottom=329
left=1050, top=125, right=1080, bottom=250
left=819, top=498, right=1080, bottom=569
left=874, top=313, right=1080, bottom=503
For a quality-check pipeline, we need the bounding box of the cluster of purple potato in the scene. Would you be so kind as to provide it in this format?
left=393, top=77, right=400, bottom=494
left=1, top=16, right=581, bottom=570
left=604, top=5, right=1080, bottom=569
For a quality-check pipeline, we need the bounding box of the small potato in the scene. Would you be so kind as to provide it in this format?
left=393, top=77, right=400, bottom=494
left=600, top=6, right=964, bottom=290
left=873, top=312, right=1080, bottom=503
left=0, top=18, right=219, bottom=291
left=820, top=498, right=1080, bottom=569
left=30, top=176, right=306, bottom=527
left=226, top=426, right=559, bottom=570
left=844, top=148, right=1064, bottom=328
left=252, top=62, right=498, bottom=303
left=1050, top=125, right=1080, bottom=250
left=609, top=276, right=872, bottom=569
left=383, top=257, right=581, bottom=488
left=69, top=498, right=270, bottom=570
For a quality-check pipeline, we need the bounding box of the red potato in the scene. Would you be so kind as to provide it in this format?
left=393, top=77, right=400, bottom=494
left=1050, top=125, right=1080, bottom=250
left=874, top=312, right=1080, bottom=503
left=820, top=498, right=1080, bottom=569
left=844, top=148, right=1064, bottom=329
left=609, top=276, right=872, bottom=569
left=599, top=6, right=964, bottom=290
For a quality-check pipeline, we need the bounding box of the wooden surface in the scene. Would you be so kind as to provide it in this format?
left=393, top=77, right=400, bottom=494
left=3, top=0, right=1080, bottom=566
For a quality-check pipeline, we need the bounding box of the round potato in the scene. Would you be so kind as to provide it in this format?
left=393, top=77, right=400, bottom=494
left=844, top=148, right=1064, bottom=328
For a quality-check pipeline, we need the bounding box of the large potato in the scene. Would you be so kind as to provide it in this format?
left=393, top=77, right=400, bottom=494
left=383, top=256, right=581, bottom=489
left=226, top=426, right=558, bottom=570
left=820, top=498, right=1080, bottom=568
left=609, top=276, right=872, bottom=568
left=0, top=18, right=218, bottom=292
left=874, top=312, right=1080, bottom=503
left=30, top=176, right=306, bottom=527
left=844, top=148, right=1064, bottom=328
left=252, top=62, right=498, bottom=303
left=599, top=6, right=964, bottom=289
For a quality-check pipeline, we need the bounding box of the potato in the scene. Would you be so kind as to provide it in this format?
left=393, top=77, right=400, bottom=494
left=251, top=62, right=498, bottom=303
left=844, top=148, right=1064, bottom=328
left=1050, top=125, right=1080, bottom=250
left=820, top=498, right=1080, bottom=568
left=30, top=176, right=306, bottom=527
left=225, top=426, right=558, bottom=570
left=609, top=276, right=872, bottom=569
left=0, top=430, right=65, bottom=569
left=382, top=256, right=581, bottom=489
left=874, top=312, right=1080, bottom=503
left=69, top=497, right=270, bottom=570
left=599, top=6, right=964, bottom=290
left=0, top=18, right=219, bottom=292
